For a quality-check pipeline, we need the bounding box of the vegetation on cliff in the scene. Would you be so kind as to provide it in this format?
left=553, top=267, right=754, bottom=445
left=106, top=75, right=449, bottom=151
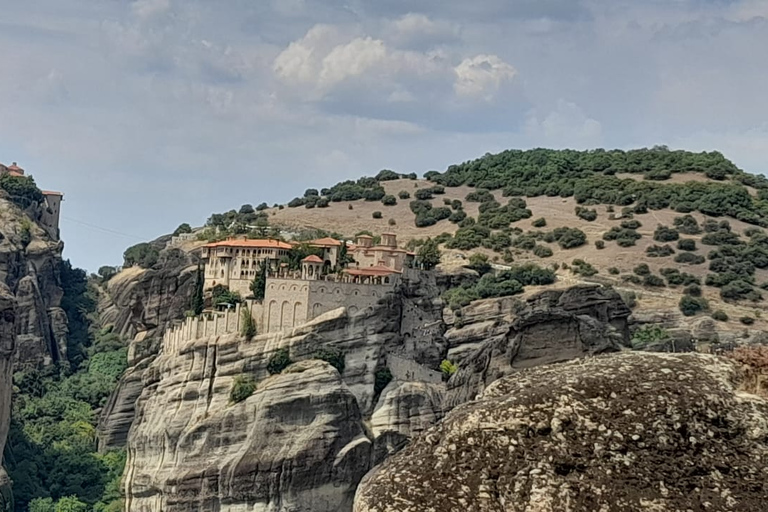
left=5, top=263, right=127, bottom=512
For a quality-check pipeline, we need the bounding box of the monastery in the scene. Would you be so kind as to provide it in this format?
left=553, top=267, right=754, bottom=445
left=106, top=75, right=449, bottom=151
left=0, top=161, right=63, bottom=240
left=199, top=232, right=415, bottom=334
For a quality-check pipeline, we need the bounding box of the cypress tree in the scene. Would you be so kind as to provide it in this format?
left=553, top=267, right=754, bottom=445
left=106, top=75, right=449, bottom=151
left=191, top=264, right=205, bottom=315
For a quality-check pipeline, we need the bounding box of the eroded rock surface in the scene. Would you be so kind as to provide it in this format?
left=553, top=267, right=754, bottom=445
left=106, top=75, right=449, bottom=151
left=445, top=285, right=629, bottom=410
left=355, top=352, right=768, bottom=512
left=0, top=284, right=15, bottom=512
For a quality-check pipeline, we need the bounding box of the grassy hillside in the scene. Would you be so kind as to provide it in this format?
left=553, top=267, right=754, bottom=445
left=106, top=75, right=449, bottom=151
left=168, top=147, right=768, bottom=332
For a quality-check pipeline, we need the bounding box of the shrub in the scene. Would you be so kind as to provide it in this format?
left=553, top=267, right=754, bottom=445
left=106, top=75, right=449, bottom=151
left=643, top=274, right=665, bottom=287
left=440, top=360, right=458, bottom=377
left=633, top=263, right=651, bottom=276
left=646, top=244, right=675, bottom=257
left=595, top=240, right=605, bottom=250
left=548, top=227, right=587, bottom=249
left=533, top=244, right=553, bottom=258
left=230, top=374, right=257, bottom=404
left=0, top=174, right=44, bottom=208
left=702, top=231, right=743, bottom=246
left=415, top=188, right=434, bottom=200
left=571, top=259, right=598, bottom=277
left=288, top=197, right=305, bottom=208
left=466, top=189, right=495, bottom=203
left=317, top=197, right=330, bottom=208
left=674, top=252, right=705, bottom=265
left=348, top=204, right=353, bottom=210
left=674, top=215, right=702, bottom=235
left=532, top=217, right=547, bottom=228
left=381, top=195, right=397, bottom=206
left=388, top=218, right=396, bottom=226
left=575, top=206, right=597, bottom=221
left=684, top=284, right=702, bottom=297
left=451, top=199, right=463, bottom=210
left=240, top=308, right=256, bottom=340
left=632, top=326, right=669, bottom=348
left=608, top=267, right=620, bottom=275
left=467, top=253, right=492, bottom=275
left=374, top=368, right=393, bottom=395
left=720, top=280, right=762, bottom=301
left=449, top=210, right=467, bottom=224
left=372, top=211, right=383, bottom=219
left=173, top=223, right=192, bottom=236
left=620, top=290, right=637, bottom=309
left=620, top=219, right=642, bottom=230
left=677, top=239, right=697, bottom=251
left=712, top=310, right=729, bottom=322
left=740, top=316, right=756, bottom=325
left=603, top=227, right=641, bottom=246
left=622, top=274, right=642, bottom=285
left=123, top=243, right=159, bottom=268
left=431, top=185, right=446, bottom=195
left=314, top=348, right=345, bottom=373
left=267, top=349, right=292, bottom=375
left=679, top=295, right=708, bottom=316
left=654, top=225, right=679, bottom=242
left=398, top=190, right=411, bottom=200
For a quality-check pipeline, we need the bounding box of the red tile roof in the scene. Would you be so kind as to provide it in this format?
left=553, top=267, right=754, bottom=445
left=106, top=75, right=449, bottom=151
left=307, top=237, right=342, bottom=247
left=42, top=190, right=63, bottom=197
left=204, top=238, right=293, bottom=250
left=302, top=255, right=323, bottom=263
left=344, top=263, right=401, bottom=277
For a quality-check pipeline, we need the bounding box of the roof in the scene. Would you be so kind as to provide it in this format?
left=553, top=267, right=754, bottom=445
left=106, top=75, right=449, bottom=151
left=302, top=255, right=324, bottom=263
left=307, top=237, right=342, bottom=247
left=356, top=234, right=373, bottom=239
left=351, top=245, right=408, bottom=254
left=204, top=238, right=293, bottom=250
left=42, top=190, right=63, bottom=197
left=7, top=163, right=23, bottom=173
left=344, top=263, right=402, bottom=277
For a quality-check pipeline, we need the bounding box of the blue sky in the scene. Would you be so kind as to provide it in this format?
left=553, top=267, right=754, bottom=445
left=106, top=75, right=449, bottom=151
left=1, top=0, right=768, bottom=271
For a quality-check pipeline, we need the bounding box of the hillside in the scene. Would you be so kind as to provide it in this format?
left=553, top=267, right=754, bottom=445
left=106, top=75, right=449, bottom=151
left=192, top=148, right=767, bottom=335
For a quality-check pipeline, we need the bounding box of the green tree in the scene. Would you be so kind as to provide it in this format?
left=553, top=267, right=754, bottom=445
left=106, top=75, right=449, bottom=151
left=240, top=307, right=256, bottom=340
left=54, top=497, right=88, bottom=512
left=97, top=266, right=117, bottom=282
left=267, top=348, right=292, bottom=375
left=250, top=260, right=268, bottom=301
left=29, top=498, right=55, bottom=512
left=172, top=223, right=192, bottom=236
left=417, top=238, right=441, bottom=270
left=191, top=264, right=204, bottom=315
left=230, top=375, right=257, bottom=404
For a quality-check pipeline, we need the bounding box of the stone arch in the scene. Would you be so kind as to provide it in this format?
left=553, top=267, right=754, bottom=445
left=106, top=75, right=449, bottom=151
left=293, top=302, right=303, bottom=326
left=280, top=285, right=286, bottom=291
left=372, top=291, right=378, bottom=297
left=301, top=286, right=308, bottom=292
left=280, top=301, right=291, bottom=330
left=267, top=300, right=278, bottom=333
left=348, top=305, right=359, bottom=315
left=312, top=303, right=323, bottom=316
left=353, top=289, right=360, bottom=296
left=319, top=287, right=326, bottom=294
left=269, top=284, right=276, bottom=290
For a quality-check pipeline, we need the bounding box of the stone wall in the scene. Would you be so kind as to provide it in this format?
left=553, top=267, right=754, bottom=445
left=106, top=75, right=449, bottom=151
left=307, top=280, right=394, bottom=319
left=163, top=302, right=263, bottom=354
left=387, top=354, right=443, bottom=384
left=264, top=278, right=311, bottom=333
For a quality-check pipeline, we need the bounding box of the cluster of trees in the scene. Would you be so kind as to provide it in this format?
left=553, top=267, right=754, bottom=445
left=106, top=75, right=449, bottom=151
left=424, top=148, right=768, bottom=227
left=7, top=265, right=127, bottom=512
left=122, top=242, right=160, bottom=268
left=603, top=225, right=642, bottom=247
left=700, top=225, right=766, bottom=301
left=477, top=198, right=532, bottom=229
left=410, top=200, right=452, bottom=228
left=0, top=173, right=44, bottom=208
left=206, top=204, right=270, bottom=235
left=443, top=263, right=555, bottom=309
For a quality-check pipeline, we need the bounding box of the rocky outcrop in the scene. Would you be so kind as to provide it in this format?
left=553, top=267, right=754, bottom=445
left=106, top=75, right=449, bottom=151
left=123, top=271, right=446, bottom=511
left=354, top=352, right=768, bottom=512
left=0, top=284, right=16, bottom=512
left=445, top=285, right=630, bottom=410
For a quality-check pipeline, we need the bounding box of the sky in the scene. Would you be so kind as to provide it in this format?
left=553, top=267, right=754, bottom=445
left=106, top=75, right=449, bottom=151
left=1, top=0, right=768, bottom=272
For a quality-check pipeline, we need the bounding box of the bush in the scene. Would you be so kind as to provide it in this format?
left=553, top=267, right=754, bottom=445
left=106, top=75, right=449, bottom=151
left=684, top=284, right=702, bottom=297
left=533, top=244, right=553, bottom=258
left=548, top=227, right=587, bottom=249
left=173, top=223, right=192, bottom=236
left=0, top=174, right=44, bottom=208
left=532, top=217, right=546, bottom=228
left=467, top=253, right=492, bottom=275
left=679, top=295, right=708, bottom=316
left=633, top=263, right=651, bottom=276
left=702, top=230, right=743, bottom=246
left=571, top=259, right=598, bottom=277
left=123, top=243, right=159, bottom=268
left=646, top=244, right=675, bottom=257
left=388, top=218, right=396, bottom=226
left=643, top=274, right=665, bottom=287
left=449, top=210, right=467, bottom=224
left=674, top=215, right=702, bottom=235
left=398, top=190, right=410, bottom=200
left=712, top=310, right=729, bottom=322
left=372, top=211, right=383, bottom=219
left=677, top=239, right=697, bottom=251
left=603, top=227, right=641, bottom=246
left=415, top=188, right=434, bottom=200
left=267, top=349, right=292, bottom=375
left=288, top=197, right=306, bottom=208
left=620, top=290, right=637, bottom=309
left=595, top=240, right=605, bottom=250
left=230, top=375, right=257, bottom=403
left=374, top=368, right=393, bottom=395
left=381, top=195, right=397, bottom=206
left=439, top=360, right=458, bottom=377
left=740, top=316, right=756, bottom=325
left=620, top=219, right=642, bottom=230
left=654, top=225, right=680, bottom=242
left=721, top=280, right=762, bottom=302
left=314, top=348, right=345, bottom=373
left=632, top=325, right=669, bottom=348
left=608, top=267, right=620, bottom=275
left=575, top=206, right=597, bottom=221
left=240, top=308, right=256, bottom=340
left=317, top=197, right=330, bottom=208
left=466, top=189, right=495, bottom=203
left=674, top=252, right=705, bottom=265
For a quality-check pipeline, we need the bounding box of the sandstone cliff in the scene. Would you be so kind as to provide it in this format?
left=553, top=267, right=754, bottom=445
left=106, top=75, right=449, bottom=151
left=444, top=285, right=630, bottom=410
left=0, top=284, right=16, bottom=512
left=354, top=352, right=768, bottom=512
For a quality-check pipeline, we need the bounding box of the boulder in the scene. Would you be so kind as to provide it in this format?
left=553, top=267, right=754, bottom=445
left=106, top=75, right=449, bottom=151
left=354, top=352, right=768, bottom=512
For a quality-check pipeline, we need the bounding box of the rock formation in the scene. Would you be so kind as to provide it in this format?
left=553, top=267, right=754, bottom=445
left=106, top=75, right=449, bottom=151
left=0, top=284, right=16, bottom=512
left=445, top=285, right=630, bottom=410
left=354, top=352, right=768, bottom=512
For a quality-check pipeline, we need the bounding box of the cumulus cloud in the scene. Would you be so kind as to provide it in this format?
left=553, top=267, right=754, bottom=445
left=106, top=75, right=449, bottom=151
left=454, top=55, right=516, bottom=101
left=524, top=100, right=603, bottom=148
left=384, top=13, right=461, bottom=49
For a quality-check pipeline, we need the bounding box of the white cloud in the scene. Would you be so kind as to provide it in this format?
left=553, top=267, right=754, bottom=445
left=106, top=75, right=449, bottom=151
left=454, top=54, right=516, bottom=100
left=525, top=100, right=603, bottom=148
left=132, top=0, right=171, bottom=20
left=385, top=13, right=461, bottom=48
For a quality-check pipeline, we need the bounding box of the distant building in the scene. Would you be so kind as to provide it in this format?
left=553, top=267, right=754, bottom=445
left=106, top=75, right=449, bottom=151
left=1, top=161, right=63, bottom=240
left=348, top=232, right=414, bottom=271
left=202, top=238, right=293, bottom=296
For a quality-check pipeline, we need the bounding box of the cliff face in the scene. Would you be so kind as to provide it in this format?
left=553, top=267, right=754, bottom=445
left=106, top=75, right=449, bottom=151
left=354, top=352, right=768, bottom=512
left=97, top=246, right=198, bottom=451
left=0, top=284, right=17, bottom=512
left=123, top=271, right=446, bottom=512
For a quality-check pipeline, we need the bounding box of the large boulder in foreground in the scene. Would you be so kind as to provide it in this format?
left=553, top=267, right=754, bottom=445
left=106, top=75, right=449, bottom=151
left=354, top=352, right=768, bottom=512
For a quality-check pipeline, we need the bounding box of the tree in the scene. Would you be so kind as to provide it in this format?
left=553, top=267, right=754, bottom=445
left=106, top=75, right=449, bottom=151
left=417, top=238, right=441, bottom=270
left=250, top=260, right=268, bottom=300
left=240, top=307, right=256, bottom=340
left=97, top=266, right=117, bottom=282
left=123, top=243, right=159, bottom=268
left=267, top=348, right=292, bottom=375
left=467, top=253, right=492, bottom=275
left=29, top=498, right=55, bottom=512
left=173, top=223, right=192, bottom=236
left=191, top=264, right=205, bottom=315
left=54, top=497, right=88, bottom=512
